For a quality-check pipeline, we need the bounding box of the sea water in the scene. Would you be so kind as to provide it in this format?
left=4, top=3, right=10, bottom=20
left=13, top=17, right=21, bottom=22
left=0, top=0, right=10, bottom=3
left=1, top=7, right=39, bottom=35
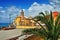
left=0, top=23, right=10, bottom=28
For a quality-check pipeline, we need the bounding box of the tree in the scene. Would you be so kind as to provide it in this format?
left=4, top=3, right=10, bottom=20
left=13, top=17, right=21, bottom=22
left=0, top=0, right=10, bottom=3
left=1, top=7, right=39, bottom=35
left=23, top=11, right=60, bottom=40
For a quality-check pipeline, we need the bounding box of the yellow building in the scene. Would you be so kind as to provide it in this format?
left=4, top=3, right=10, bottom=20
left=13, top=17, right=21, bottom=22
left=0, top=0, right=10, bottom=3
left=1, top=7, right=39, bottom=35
left=14, top=10, right=36, bottom=28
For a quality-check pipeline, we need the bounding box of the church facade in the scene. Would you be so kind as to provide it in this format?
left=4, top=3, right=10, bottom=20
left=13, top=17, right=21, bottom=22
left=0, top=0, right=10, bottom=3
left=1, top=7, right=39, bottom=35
left=14, top=10, right=36, bottom=28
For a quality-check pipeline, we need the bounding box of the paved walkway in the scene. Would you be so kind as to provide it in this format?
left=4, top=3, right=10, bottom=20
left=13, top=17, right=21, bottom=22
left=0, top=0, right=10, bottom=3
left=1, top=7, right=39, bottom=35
left=0, top=29, right=24, bottom=40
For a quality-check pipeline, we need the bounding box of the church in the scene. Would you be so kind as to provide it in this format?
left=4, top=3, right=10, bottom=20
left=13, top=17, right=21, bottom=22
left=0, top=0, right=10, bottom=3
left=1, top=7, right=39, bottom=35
left=14, top=10, right=36, bottom=28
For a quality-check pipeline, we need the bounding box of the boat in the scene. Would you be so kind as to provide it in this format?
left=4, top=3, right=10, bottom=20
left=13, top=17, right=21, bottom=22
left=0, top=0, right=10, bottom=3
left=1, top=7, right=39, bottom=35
left=2, top=27, right=15, bottom=30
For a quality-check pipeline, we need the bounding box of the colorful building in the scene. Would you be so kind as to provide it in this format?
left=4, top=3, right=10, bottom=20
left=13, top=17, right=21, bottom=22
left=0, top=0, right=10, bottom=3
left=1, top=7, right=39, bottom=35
left=14, top=10, right=36, bottom=28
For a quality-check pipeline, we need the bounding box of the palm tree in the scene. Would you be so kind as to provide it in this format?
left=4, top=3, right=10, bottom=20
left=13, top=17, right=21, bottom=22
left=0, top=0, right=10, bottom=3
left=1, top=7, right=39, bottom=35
left=22, top=11, right=60, bottom=40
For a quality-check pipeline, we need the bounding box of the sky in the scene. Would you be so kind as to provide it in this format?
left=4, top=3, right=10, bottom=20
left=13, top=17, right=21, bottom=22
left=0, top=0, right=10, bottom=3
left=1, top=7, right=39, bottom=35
left=0, top=0, right=60, bottom=23
left=0, top=0, right=49, bottom=9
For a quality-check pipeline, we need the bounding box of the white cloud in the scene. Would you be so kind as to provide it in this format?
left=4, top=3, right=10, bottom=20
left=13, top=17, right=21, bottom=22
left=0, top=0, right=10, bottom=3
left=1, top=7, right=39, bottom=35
left=32, top=2, right=40, bottom=6
left=0, top=7, right=3, bottom=9
left=50, top=0, right=60, bottom=8
left=50, top=0, right=60, bottom=3
left=0, top=6, right=21, bottom=23
left=28, top=2, right=53, bottom=11
left=50, top=2, right=56, bottom=7
left=0, top=2, right=60, bottom=23
left=27, top=2, right=54, bottom=17
left=28, top=2, right=40, bottom=11
left=0, top=10, right=5, bottom=13
left=25, top=2, right=60, bottom=17
left=50, top=0, right=60, bottom=11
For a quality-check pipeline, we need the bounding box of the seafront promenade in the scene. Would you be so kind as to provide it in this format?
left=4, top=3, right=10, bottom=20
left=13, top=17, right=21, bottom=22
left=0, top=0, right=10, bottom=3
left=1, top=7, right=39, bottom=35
left=0, top=29, right=24, bottom=40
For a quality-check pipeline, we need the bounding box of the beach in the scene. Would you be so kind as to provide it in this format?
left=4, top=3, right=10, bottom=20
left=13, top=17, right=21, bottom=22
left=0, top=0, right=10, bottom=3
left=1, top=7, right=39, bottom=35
left=0, top=29, right=24, bottom=40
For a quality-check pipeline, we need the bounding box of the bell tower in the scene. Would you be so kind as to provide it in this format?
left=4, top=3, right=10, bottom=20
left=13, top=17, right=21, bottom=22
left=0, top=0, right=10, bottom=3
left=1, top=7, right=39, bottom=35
left=20, top=10, right=24, bottom=17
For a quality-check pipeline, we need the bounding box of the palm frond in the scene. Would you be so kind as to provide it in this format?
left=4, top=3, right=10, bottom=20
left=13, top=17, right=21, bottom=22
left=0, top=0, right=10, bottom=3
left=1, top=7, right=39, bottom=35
left=32, top=18, right=48, bottom=33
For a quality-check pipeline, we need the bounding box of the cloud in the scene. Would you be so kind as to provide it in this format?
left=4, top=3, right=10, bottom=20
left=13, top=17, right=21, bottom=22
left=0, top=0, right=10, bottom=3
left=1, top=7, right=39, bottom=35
left=0, top=1, right=60, bottom=23
left=26, top=2, right=54, bottom=17
left=25, top=2, right=60, bottom=17
left=28, top=2, right=41, bottom=11
left=50, top=0, right=60, bottom=8
left=0, top=6, right=21, bottom=23
left=50, top=0, right=60, bottom=11
left=0, top=10, right=5, bottom=13
left=0, top=7, right=3, bottom=9
left=50, top=0, right=60, bottom=3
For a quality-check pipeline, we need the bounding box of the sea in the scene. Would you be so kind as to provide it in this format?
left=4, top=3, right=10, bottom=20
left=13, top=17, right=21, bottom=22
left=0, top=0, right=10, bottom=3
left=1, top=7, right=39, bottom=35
left=0, top=23, right=10, bottom=28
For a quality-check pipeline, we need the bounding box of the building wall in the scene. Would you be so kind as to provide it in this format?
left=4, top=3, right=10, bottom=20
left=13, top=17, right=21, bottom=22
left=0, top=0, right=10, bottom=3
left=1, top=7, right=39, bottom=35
left=14, top=16, right=36, bottom=28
